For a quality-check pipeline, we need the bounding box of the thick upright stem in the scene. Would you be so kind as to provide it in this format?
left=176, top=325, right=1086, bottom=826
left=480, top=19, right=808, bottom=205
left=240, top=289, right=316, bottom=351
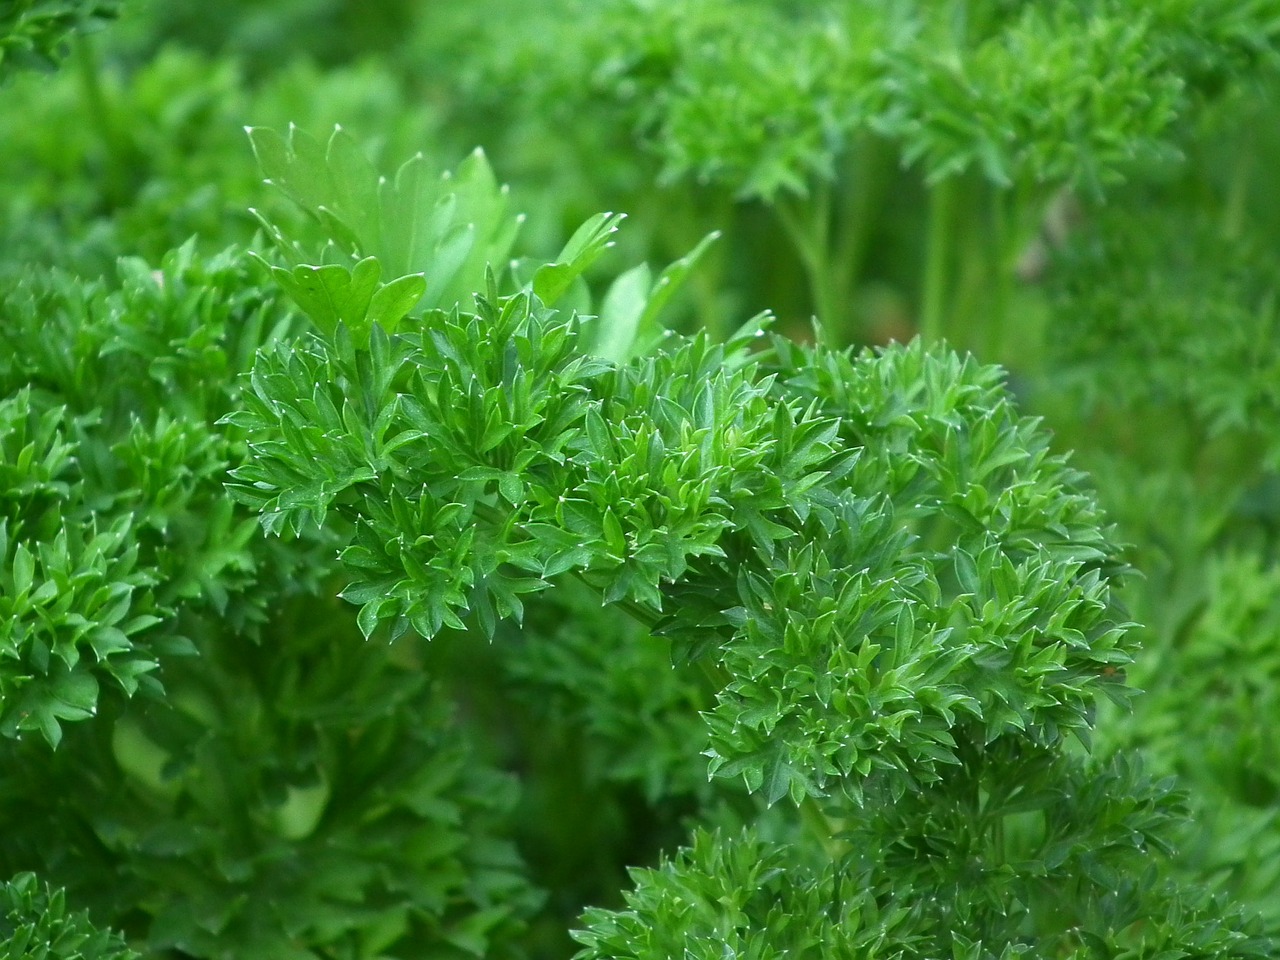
left=774, top=186, right=841, bottom=347
left=800, top=795, right=847, bottom=860
left=920, top=177, right=958, bottom=345
left=1221, top=138, right=1252, bottom=242
left=661, top=188, right=734, bottom=342
left=985, top=185, right=1009, bottom=361
left=829, top=133, right=888, bottom=345
left=73, top=34, right=130, bottom=210
left=992, top=810, right=1007, bottom=865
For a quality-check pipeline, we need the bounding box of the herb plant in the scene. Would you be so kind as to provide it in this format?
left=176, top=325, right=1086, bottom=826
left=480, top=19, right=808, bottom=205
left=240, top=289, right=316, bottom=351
left=0, top=0, right=118, bottom=75
left=3, top=2, right=1280, bottom=958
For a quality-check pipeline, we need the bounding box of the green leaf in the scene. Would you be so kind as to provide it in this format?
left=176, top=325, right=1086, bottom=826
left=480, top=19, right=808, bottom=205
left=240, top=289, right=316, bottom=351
left=250, top=128, right=522, bottom=314
left=274, top=258, right=382, bottom=336
left=368, top=272, right=427, bottom=329
left=593, top=262, right=651, bottom=363
left=589, top=232, right=720, bottom=363
left=532, top=213, right=626, bottom=306
left=11, top=542, right=34, bottom=597
left=638, top=230, right=720, bottom=330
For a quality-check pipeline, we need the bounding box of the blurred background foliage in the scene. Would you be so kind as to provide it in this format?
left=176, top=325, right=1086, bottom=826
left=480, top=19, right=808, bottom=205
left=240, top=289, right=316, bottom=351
left=4, top=0, right=1280, bottom=953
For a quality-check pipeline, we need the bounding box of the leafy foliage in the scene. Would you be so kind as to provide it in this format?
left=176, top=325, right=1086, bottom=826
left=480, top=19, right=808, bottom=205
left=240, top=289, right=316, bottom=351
left=1046, top=193, right=1280, bottom=467
left=504, top=578, right=712, bottom=804
left=419, top=0, right=1280, bottom=345
left=214, top=122, right=1276, bottom=956
left=1, top=241, right=324, bottom=599
left=0, top=604, right=540, bottom=960
left=0, top=389, right=162, bottom=748
left=575, top=757, right=1275, bottom=960
left=249, top=125, right=519, bottom=307
left=0, top=0, right=118, bottom=76
left=0, top=234, right=541, bottom=957
left=6, top=2, right=1280, bottom=957
left=1, top=873, right=136, bottom=960
left=1099, top=551, right=1280, bottom=931
left=0, top=47, right=443, bottom=272
left=230, top=260, right=1135, bottom=804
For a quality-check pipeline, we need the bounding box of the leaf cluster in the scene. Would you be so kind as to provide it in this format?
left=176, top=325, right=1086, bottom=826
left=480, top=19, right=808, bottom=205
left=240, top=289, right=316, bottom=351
left=1097, top=550, right=1280, bottom=931
left=882, top=3, right=1184, bottom=191
left=0, top=603, right=540, bottom=960
left=469, top=0, right=1280, bottom=203
left=574, top=753, right=1273, bottom=960
left=1, top=873, right=136, bottom=960
left=0, top=389, right=162, bottom=748
left=0, top=47, right=442, bottom=271
left=0, top=0, right=118, bottom=78
left=217, top=128, right=1280, bottom=955
left=230, top=231, right=1134, bottom=809
left=1045, top=195, right=1280, bottom=469
left=396, top=0, right=1280, bottom=351
left=248, top=124, right=520, bottom=318
left=0, top=231, right=543, bottom=957
left=0, top=241, right=326, bottom=747
left=5, top=11, right=1280, bottom=955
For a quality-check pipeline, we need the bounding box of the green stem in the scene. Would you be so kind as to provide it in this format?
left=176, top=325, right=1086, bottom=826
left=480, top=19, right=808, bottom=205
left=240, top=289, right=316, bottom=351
left=73, top=34, right=130, bottom=210
left=920, top=176, right=958, bottom=345
left=1221, top=139, right=1252, bottom=242
left=984, top=185, right=1010, bottom=361
left=774, top=185, right=840, bottom=347
left=829, top=133, right=888, bottom=345
left=992, top=810, right=1006, bottom=866
left=698, top=192, right=736, bottom=343
left=1009, top=177, right=1048, bottom=368
left=799, top=795, right=845, bottom=860
left=664, top=187, right=733, bottom=342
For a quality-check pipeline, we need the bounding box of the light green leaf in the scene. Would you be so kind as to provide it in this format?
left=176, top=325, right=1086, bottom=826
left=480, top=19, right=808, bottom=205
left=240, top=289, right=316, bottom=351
left=532, top=212, right=626, bottom=306
left=368, top=273, right=427, bottom=329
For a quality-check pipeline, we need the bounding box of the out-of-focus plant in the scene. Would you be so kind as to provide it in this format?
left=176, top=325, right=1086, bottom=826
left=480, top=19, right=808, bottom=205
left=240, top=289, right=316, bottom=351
left=0, top=0, right=118, bottom=76
left=405, top=0, right=1280, bottom=357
